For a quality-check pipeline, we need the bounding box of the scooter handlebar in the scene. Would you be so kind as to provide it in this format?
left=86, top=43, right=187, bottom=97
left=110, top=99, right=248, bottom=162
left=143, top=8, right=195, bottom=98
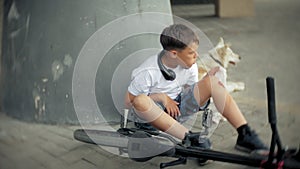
left=266, top=77, right=277, bottom=125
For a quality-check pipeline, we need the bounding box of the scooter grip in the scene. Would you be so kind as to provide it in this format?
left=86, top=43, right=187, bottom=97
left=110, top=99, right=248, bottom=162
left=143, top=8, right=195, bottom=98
left=266, top=77, right=277, bottom=124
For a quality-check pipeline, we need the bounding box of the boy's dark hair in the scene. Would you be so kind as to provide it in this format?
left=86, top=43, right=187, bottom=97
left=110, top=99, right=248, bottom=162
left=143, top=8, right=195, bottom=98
left=160, top=24, right=199, bottom=51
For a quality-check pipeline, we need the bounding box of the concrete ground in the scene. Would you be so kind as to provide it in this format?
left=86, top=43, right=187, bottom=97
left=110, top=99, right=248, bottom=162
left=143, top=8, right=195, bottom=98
left=1, top=0, right=300, bottom=168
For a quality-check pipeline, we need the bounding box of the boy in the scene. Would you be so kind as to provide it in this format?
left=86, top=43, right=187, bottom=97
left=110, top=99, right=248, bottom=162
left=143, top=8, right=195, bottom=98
left=125, top=24, right=267, bottom=156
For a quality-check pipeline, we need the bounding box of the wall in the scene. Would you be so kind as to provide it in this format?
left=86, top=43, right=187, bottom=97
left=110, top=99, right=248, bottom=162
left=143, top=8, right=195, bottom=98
left=1, top=0, right=173, bottom=124
left=0, top=0, right=3, bottom=111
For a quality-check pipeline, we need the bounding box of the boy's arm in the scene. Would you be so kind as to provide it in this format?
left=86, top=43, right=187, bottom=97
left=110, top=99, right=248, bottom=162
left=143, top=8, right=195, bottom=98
left=124, top=92, right=169, bottom=108
left=149, top=93, right=180, bottom=118
left=124, top=91, right=135, bottom=109
left=148, top=93, right=177, bottom=107
left=124, top=91, right=180, bottom=118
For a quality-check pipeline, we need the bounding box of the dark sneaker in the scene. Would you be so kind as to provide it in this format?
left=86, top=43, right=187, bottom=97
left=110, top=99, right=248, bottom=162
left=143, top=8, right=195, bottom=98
left=197, top=137, right=212, bottom=165
left=183, top=132, right=212, bottom=166
left=235, top=128, right=268, bottom=153
left=134, top=122, right=157, bottom=131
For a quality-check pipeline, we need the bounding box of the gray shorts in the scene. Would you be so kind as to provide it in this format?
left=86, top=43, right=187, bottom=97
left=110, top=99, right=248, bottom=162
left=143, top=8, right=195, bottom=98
left=132, top=83, right=210, bottom=124
left=173, top=83, right=210, bottom=123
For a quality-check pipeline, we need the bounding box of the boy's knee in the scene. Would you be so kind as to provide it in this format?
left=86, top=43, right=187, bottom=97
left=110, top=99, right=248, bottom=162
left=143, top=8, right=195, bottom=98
left=196, top=75, right=223, bottom=98
left=132, top=94, right=152, bottom=112
left=132, top=94, right=163, bottom=122
left=198, top=75, right=218, bottom=89
left=210, top=75, right=226, bottom=89
left=203, top=75, right=222, bottom=87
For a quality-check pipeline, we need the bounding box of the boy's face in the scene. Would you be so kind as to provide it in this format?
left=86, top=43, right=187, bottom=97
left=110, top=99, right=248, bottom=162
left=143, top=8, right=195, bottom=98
left=175, top=42, right=199, bottom=68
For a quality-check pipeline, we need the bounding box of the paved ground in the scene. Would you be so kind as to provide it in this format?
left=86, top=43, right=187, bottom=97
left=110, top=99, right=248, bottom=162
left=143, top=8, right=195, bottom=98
left=1, top=0, right=300, bottom=169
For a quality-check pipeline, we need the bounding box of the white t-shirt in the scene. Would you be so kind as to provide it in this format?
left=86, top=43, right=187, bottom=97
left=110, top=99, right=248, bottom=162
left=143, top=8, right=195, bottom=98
left=128, top=54, right=198, bottom=99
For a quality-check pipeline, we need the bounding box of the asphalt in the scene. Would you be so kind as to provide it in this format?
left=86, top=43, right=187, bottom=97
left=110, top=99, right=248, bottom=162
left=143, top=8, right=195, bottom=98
left=1, top=0, right=300, bottom=169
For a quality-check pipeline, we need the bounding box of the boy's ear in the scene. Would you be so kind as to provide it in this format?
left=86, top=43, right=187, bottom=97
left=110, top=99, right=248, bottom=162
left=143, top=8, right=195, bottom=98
left=169, top=50, right=178, bottom=58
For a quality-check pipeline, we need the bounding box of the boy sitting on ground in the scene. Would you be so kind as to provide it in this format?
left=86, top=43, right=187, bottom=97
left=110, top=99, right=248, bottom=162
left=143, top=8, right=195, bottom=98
left=124, top=24, right=267, bottom=161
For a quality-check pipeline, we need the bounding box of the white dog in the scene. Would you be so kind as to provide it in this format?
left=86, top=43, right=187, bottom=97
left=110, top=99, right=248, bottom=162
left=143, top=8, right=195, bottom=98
left=197, top=37, right=245, bottom=92
left=197, top=37, right=245, bottom=138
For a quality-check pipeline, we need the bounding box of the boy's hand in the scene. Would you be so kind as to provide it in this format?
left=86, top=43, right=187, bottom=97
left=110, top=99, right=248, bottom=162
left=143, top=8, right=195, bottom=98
left=208, top=66, right=220, bottom=76
left=164, top=96, right=181, bottom=119
left=149, top=93, right=181, bottom=119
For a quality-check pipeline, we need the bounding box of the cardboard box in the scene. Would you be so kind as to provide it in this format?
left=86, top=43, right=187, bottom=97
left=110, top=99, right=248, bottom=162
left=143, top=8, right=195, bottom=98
left=215, top=0, right=255, bottom=17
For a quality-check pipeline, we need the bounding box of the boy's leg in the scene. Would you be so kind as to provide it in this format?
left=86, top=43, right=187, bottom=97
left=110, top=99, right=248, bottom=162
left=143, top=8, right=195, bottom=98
left=132, top=94, right=189, bottom=140
left=193, top=75, right=247, bottom=128
left=194, top=75, right=267, bottom=152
